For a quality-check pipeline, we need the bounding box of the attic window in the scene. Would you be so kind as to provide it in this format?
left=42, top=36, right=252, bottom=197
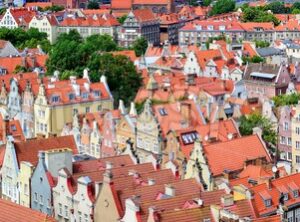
left=82, top=92, right=89, bottom=99
left=283, top=193, right=289, bottom=201
left=51, top=95, right=60, bottom=103
left=69, top=93, right=75, bottom=101
left=294, top=190, right=299, bottom=198
left=181, top=131, right=198, bottom=145
left=93, top=90, right=100, bottom=97
left=10, top=125, right=16, bottom=132
left=159, top=108, right=168, bottom=116
left=264, top=199, right=271, bottom=207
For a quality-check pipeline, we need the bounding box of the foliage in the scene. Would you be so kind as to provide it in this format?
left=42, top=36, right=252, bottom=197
left=292, top=2, right=300, bottom=11
left=255, top=40, right=270, bottom=48
left=242, top=55, right=265, bottom=64
left=264, top=1, right=290, bottom=14
left=87, top=0, right=99, bottom=9
left=272, top=93, right=300, bottom=107
left=203, top=0, right=212, bottom=6
left=132, top=37, right=148, bottom=57
left=42, top=5, right=64, bottom=12
left=13, top=65, right=29, bottom=74
left=87, top=53, right=142, bottom=106
left=0, top=27, right=50, bottom=49
left=0, top=8, right=6, bottom=15
left=241, top=6, right=280, bottom=26
left=210, top=0, right=235, bottom=16
left=117, top=15, right=127, bottom=24
left=292, top=8, right=300, bottom=14
left=239, top=114, right=277, bottom=151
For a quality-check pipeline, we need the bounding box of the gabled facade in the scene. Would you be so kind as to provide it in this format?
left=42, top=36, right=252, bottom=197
left=136, top=99, right=163, bottom=162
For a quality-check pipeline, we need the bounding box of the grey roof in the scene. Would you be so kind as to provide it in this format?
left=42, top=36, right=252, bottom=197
left=256, top=47, right=284, bottom=57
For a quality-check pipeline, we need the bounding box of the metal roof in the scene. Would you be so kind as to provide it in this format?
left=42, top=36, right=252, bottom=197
left=250, top=72, right=276, bottom=79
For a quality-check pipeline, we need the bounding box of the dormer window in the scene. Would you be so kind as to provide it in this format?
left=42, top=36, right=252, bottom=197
left=264, top=199, right=271, bottom=207
left=82, top=92, right=89, bottom=99
left=207, top=25, right=213, bottom=30
left=68, top=93, right=75, bottom=101
left=93, top=90, right=100, bottom=97
left=294, top=190, right=299, bottom=198
left=283, top=193, right=289, bottom=201
left=51, top=95, right=60, bottom=103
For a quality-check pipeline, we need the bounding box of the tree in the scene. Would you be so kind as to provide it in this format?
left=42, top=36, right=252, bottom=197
left=87, top=0, right=99, bottom=9
left=87, top=53, right=142, bottom=106
left=255, top=40, right=270, bottom=48
left=264, top=1, right=290, bottom=14
left=43, top=5, right=64, bottom=12
left=292, top=2, right=300, bottom=10
left=242, top=7, right=280, bottom=26
left=85, top=34, right=117, bottom=52
left=272, top=93, right=300, bottom=107
left=239, top=114, right=277, bottom=152
left=132, top=37, right=148, bottom=57
left=292, top=8, right=300, bottom=14
left=117, top=15, right=127, bottom=24
left=210, top=0, right=235, bottom=16
left=203, top=0, right=212, bottom=6
left=56, top=29, right=83, bottom=43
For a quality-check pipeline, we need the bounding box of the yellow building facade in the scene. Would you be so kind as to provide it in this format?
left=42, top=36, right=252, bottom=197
left=18, top=161, right=34, bottom=207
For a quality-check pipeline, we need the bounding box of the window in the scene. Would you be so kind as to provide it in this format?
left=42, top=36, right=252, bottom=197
left=283, top=193, right=288, bottom=201
left=288, top=152, right=292, bottom=160
left=84, top=214, right=88, bottom=222
left=288, top=137, right=292, bottom=146
left=40, top=195, right=43, bottom=204
left=78, top=211, right=82, bottom=222
left=284, top=122, right=289, bottom=131
left=93, top=90, right=100, bottom=97
left=58, top=203, right=62, bottom=216
left=34, top=192, right=38, bottom=202
left=296, top=155, right=300, bottom=164
left=51, top=95, right=60, bottom=103
left=294, top=190, right=299, bottom=198
left=24, top=184, right=28, bottom=195
left=73, top=109, right=78, bottom=115
left=64, top=205, right=68, bottom=218
left=264, top=199, right=271, bottom=207
left=296, top=127, right=300, bottom=135
left=97, top=105, right=102, bottom=111
left=297, top=141, right=300, bottom=149
left=280, top=136, right=286, bottom=145
left=86, top=107, right=90, bottom=113
left=47, top=199, right=51, bottom=208
left=82, top=92, right=88, bottom=99
left=69, top=93, right=75, bottom=101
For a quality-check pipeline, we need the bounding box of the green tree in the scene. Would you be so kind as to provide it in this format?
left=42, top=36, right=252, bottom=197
left=272, top=93, right=300, bottom=107
left=60, top=70, right=77, bottom=80
left=85, top=34, right=117, bottom=52
left=264, top=1, right=290, bottom=14
left=87, top=53, right=142, bottom=106
left=292, top=8, right=300, bottom=14
left=87, top=0, right=99, bottom=9
left=210, top=0, right=235, bottom=16
left=117, top=15, right=127, bottom=24
left=43, top=5, right=64, bottom=12
left=292, top=2, right=300, bottom=10
left=56, top=29, right=83, bottom=43
left=203, top=0, right=212, bottom=6
left=239, top=114, right=277, bottom=152
left=242, top=7, right=280, bottom=26
left=255, top=40, right=270, bottom=48
left=132, top=37, right=148, bottom=57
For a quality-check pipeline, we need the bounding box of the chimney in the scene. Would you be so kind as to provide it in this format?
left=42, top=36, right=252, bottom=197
left=106, top=161, right=113, bottom=170
left=128, top=169, right=139, bottom=178
left=221, top=194, right=234, bottom=207
left=83, top=68, right=90, bottom=82
left=148, top=178, right=155, bottom=186
left=165, top=184, right=175, bottom=197
left=252, top=127, right=262, bottom=138
left=180, top=103, right=191, bottom=126
left=103, top=170, right=113, bottom=184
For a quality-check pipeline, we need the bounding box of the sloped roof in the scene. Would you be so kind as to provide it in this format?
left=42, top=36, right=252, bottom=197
left=0, top=198, right=55, bottom=222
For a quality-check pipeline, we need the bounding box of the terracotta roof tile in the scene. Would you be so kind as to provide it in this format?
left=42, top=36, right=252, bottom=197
left=0, top=198, right=55, bottom=222
left=203, top=135, right=271, bottom=176
left=13, top=135, right=77, bottom=167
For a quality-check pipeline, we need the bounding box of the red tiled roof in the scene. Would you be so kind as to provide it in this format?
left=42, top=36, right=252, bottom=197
left=0, top=198, right=56, bottom=222
left=13, top=135, right=77, bottom=167
left=252, top=215, right=281, bottom=222
left=25, top=2, right=53, bottom=8
left=73, top=155, right=134, bottom=173
left=250, top=173, right=300, bottom=217
left=133, top=8, right=157, bottom=23
left=60, top=14, right=119, bottom=27
left=203, top=135, right=271, bottom=176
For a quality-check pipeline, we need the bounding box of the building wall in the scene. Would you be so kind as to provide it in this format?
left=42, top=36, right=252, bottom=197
left=29, top=16, right=57, bottom=44
left=7, top=79, right=21, bottom=118
left=116, top=115, right=136, bottom=151
left=30, top=156, right=52, bottom=215
left=278, top=106, right=292, bottom=161
left=21, top=86, right=35, bottom=139
left=1, top=140, right=20, bottom=203
left=57, top=26, right=116, bottom=40
left=292, top=104, right=300, bottom=173
left=18, top=161, right=33, bottom=208
left=0, top=9, right=18, bottom=29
